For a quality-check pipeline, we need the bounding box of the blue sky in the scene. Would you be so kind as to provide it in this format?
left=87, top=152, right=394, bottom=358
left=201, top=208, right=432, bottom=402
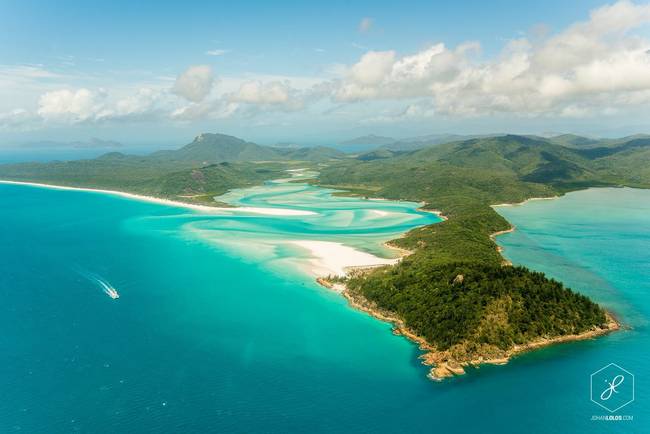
left=1, top=0, right=650, bottom=146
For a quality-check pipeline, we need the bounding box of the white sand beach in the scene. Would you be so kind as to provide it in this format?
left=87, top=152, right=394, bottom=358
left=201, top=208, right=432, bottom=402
left=491, top=196, right=559, bottom=208
left=0, top=180, right=316, bottom=216
left=290, top=240, right=398, bottom=276
left=1, top=179, right=412, bottom=280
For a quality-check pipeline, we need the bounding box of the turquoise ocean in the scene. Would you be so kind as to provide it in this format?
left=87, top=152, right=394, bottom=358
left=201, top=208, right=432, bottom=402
left=1, top=179, right=648, bottom=433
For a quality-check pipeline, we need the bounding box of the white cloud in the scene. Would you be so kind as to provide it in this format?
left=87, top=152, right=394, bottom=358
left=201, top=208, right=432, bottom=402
left=32, top=86, right=168, bottom=125
left=350, top=50, right=396, bottom=85
left=104, top=87, right=166, bottom=121
left=228, top=80, right=304, bottom=111
left=4, top=0, right=650, bottom=132
left=172, top=100, right=239, bottom=121
left=333, top=1, right=650, bottom=117
left=205, top=49, right=229, bottom=56
left=358, top=17, right=373, bottom=33
left=0, top=108, right=39, bottom=130
left=172, top=65, right=215, bottom=102
left=0, top=65, right=76, bottom=110
left=335, top=43, right=474, bottom=101
left=37, top=88, right=106, bottom=122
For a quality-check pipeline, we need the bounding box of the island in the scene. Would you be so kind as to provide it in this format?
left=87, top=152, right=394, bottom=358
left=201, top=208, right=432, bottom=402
left=2, top=132, right=648, bottom=379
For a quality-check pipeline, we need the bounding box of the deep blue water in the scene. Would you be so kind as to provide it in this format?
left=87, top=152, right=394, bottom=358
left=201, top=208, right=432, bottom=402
left=1, top=183, right=648, bottom=433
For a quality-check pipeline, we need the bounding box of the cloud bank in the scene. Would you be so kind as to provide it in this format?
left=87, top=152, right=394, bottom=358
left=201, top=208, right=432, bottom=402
left=172, top=65, right=215, bottom=102
left=3, top=1, right=650, bottom=131
left=336, top=1, right=650, bottom=118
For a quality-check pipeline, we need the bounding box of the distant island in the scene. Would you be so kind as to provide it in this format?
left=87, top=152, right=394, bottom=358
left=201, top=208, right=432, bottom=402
left=338, top=134, right=397, bottom=146
left=13, top=137, right=124, bottom=150
left=2, top=132, right=647, bottom=379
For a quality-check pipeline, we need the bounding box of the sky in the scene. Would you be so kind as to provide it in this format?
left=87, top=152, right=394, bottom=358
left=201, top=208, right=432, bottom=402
left=1, top=0, right=650, bottom=147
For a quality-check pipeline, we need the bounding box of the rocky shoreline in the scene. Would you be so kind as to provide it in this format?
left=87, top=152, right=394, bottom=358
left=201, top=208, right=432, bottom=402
left=316, top=277, right=620, bottom=381
left=315, top=194, right=621, bottom=381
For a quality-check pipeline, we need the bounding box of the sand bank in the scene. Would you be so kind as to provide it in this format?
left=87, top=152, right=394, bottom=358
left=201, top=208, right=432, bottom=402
left=0, top=180, right=316, bottom=216
left=290, top=240, right=398, bottom=277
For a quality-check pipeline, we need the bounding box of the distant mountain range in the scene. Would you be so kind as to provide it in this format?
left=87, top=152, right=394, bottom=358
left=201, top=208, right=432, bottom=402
left=341, top=132, right=650, bottom=158
left=16, top=138, right=124, bottom=149
left=339, top=134, right=396, bottom=146
left=545, top=133, right=650, bottom=149
left=14, top=132, right=650, bottom=159
left=383, top=134, right=501, bottom=151
left=338, top=133, right=502, bottom=153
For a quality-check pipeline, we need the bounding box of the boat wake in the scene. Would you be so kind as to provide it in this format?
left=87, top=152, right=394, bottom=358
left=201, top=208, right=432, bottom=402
left=74, top=267, right=120, bottom=300
left=96, top=277, right=120, bottom=299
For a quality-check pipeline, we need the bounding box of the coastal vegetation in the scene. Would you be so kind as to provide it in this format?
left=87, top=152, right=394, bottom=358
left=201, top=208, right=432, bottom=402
left=2, top=132, right=647, bottom=378
left=316, top=134, right=650, bottom=376
left=318, top=134, right=650, bottom=265
left=0, top=133, right=344, bottom=205
left=342, top=263, right=614, bottom=378
left=0, top=158, right=288, bottom=206
left=347, top=263, right=607, bottom=350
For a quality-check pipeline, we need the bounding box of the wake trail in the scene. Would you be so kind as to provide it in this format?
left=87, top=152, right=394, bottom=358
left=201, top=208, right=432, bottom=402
left=73, top=266, right=120, bottom=300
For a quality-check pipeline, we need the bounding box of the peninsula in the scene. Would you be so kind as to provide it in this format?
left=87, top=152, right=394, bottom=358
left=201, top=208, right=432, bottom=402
left=2, top=132, right=647, bottom=379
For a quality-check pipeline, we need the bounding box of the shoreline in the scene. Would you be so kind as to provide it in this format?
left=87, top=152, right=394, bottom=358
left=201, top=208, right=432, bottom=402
left=489, top=226, right=516, bottom=264
left=489, top=195, right=563, bottom=262
left=491, top=195, right=560, bottom=208
left=317, top=278, right=620, bottom=381
left=383, top=241, right=413, bottom=258
left=1, top=178, right=412, bottom=279
left=317, top=191, right=622, bottom=381
left=289, top=240, right=399, bottom=277
left=377, top=203, right=446, bottom=259
left=417, top=206, right=448, bottom=221
left=0, top=180, right=316, bottom=217
left=6, top=178, right=622, bottom=380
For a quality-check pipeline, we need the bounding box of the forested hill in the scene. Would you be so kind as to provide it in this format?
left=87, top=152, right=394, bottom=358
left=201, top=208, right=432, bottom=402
left=0, top=132, right=646, bottom=375
left=320, top=133, right=650, bottom=264
left=149, top=133, right=345, bottom=163
left=318, top=134, right=647, bottom=375
left=0, top=133, right=344, bottom=205
left=149, top=133, right=280, bottom=163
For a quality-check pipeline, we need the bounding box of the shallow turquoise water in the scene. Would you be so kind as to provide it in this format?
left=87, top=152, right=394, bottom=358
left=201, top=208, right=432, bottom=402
left=1, top=182, right=648, bottom=433
left=495, top=188, right=650, bottom=432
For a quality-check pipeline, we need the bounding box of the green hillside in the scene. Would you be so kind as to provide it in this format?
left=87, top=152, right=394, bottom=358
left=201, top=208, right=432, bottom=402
left=317, top=134, right=648, bottom=372
left=2, top=132, right=644, bottom=375
left=547, top=134, right=602, bottom=149
left=346, top=263, right=606, bottom=357
left=0, top=156, right=288, bottom=206
left=149, top=133, right=345, bottom=164
left=150, top=133, right=280, bottom=163
left=277, top=145, right=345, bottom=161
left=339, top=134, right=396, bottom=146
left=320, top=134, right=650, bottom=263
left=0, top=133, right=345, bottom=205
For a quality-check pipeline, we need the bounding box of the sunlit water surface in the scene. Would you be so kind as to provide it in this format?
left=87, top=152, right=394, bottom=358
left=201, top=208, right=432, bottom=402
left=0, top=181, right=647, bottom=433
